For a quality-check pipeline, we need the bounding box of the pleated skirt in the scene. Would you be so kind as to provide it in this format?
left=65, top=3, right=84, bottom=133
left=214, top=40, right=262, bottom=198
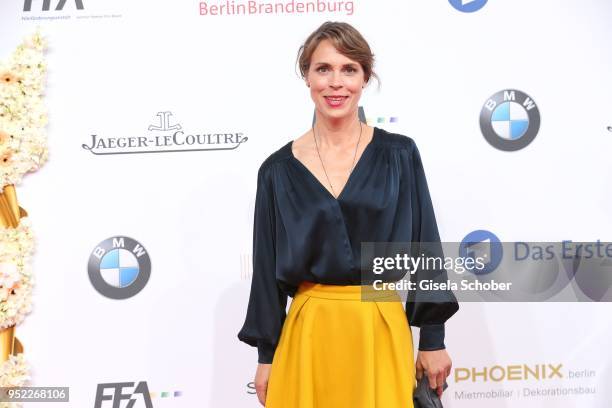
left=265, top=281, right=416, bottom=408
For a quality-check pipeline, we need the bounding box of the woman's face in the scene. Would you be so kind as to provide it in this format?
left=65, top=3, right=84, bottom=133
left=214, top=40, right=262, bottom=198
left=306, top=39, right=366, bottom=121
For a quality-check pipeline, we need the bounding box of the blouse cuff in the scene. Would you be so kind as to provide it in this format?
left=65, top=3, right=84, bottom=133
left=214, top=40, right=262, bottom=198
left=257, top=341, right=276, bottom=364
left=418, top=323, right=446, bottom=351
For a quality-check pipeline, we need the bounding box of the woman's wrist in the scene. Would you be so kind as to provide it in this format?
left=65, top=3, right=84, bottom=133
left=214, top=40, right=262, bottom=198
left=418, top=323, right=446, bottom=351
left=257, top=341, right=276, bottom=364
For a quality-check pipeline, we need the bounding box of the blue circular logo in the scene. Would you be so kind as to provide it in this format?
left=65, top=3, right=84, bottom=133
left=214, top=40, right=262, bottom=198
left=99, top=248, right=140, bottom=288
left=448, top=0, right=488, bottom=13
left=459, top=230, right=503, bottom=275
left=491, top=102, right=530, bottom=140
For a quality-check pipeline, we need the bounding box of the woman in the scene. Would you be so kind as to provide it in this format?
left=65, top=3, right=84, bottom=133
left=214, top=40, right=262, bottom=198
left=237, top=21, right=459, bottom=407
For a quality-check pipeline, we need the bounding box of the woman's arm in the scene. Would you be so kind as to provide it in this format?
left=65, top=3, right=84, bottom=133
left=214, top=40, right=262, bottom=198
left=237, top=164, right=288, bottom=364
left=402, top=139, right=460, bottom=396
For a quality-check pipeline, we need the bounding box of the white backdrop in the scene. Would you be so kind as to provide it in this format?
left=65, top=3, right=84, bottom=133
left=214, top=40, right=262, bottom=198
left=2, top=0, right=612, bottom=406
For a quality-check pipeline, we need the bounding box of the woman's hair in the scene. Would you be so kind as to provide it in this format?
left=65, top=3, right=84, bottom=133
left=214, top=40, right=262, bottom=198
left=296, top=21, right=380, bottom=89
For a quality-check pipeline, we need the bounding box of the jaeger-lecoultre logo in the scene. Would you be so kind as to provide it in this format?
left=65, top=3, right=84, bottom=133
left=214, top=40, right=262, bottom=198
left=82, top=111, right=248, bottom=155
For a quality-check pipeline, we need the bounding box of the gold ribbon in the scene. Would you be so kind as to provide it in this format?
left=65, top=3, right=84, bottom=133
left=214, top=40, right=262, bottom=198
left=0, top=184, right=25, bottom=362
left=0, top=326, right=20, bottom=361
left=0, top=184, right=21, bottom=228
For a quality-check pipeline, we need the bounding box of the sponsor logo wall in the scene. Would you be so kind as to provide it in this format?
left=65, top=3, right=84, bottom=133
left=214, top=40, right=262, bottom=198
left=2, top=0, right=611, bottom=406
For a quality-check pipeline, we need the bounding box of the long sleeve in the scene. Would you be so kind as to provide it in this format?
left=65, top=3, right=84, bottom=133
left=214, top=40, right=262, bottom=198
left=403, top=140, right=459, bottom=351
left=237, top=164, right=288, bottom=364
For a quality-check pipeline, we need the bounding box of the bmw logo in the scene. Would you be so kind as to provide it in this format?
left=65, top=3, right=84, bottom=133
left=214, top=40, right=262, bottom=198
left=480, top=89, right=541, bottom=151
left=88, top=236, right=151, bottom=299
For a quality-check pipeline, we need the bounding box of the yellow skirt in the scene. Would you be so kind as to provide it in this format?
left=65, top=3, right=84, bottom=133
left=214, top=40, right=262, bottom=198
left=266, top=281, right=416, bottom=408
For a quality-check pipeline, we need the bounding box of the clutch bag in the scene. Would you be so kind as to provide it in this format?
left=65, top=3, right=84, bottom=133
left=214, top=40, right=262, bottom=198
left=413, top=374, right=448, bottom=408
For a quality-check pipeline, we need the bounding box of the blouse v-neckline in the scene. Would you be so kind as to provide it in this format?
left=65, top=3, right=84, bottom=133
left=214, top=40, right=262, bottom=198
left=289, top=126, right=380, bottom=202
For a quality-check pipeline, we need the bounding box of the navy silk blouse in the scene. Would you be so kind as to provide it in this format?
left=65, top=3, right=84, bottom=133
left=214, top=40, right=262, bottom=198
left=237, top=126, right=459, bottom=364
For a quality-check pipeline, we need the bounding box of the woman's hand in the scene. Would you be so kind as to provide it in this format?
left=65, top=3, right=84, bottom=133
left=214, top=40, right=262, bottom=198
left=254, top=363, right=272, bottom=406
left=415, top=349, right=452, bottom=398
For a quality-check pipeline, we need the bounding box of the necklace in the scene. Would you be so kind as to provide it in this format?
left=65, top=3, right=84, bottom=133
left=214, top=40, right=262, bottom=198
left=312, top=120, right=363, bottom=199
